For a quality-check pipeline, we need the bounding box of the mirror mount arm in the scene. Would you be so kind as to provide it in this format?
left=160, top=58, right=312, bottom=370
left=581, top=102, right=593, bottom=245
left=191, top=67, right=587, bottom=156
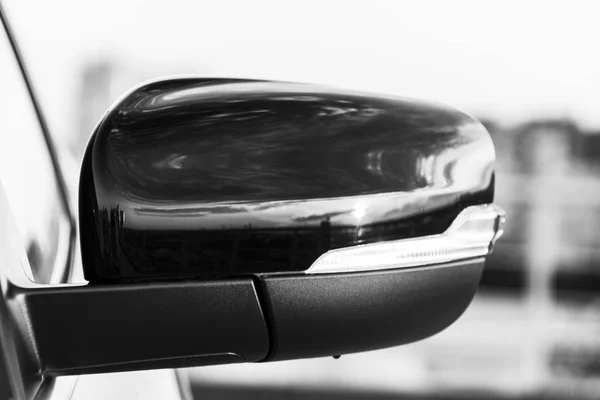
left=3, top=277, right=270, bottom=377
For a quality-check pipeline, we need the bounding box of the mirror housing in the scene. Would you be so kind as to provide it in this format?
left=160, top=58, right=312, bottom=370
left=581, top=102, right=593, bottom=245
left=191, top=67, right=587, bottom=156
left=1, top=78, right=504, bottom=382
left=80, top=78, right=499, bottom=283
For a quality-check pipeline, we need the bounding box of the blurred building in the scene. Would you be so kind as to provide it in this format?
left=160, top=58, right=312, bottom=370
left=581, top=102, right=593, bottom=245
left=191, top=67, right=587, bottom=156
left=487, top=119, right=600, bottom=300
left=484, top=119, right=600, bottom=396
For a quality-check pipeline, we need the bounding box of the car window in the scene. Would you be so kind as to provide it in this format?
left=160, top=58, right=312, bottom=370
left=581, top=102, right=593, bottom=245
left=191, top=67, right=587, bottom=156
left=0, top=22, right=70, bottom=284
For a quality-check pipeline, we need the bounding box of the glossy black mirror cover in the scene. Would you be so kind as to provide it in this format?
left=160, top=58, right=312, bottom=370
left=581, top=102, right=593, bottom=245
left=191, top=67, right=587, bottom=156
left=79, top=78, right=495, bottom=283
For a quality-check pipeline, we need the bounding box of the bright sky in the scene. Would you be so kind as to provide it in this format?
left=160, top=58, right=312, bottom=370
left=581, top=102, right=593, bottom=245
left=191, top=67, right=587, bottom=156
left=5, top=0, right=600, bottom=142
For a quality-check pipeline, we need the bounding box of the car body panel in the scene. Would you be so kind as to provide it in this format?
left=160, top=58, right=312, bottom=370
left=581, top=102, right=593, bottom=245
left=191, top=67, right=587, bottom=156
left=0, top=4, right=187, bottom=399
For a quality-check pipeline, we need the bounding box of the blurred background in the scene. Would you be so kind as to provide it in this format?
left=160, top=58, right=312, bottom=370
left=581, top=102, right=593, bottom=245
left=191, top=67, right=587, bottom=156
left=4, top=0, right=600, bottom=398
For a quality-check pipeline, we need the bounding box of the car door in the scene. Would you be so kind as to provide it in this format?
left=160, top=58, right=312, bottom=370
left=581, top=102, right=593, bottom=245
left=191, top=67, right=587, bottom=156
left=0, top=9, right=189, bottom=400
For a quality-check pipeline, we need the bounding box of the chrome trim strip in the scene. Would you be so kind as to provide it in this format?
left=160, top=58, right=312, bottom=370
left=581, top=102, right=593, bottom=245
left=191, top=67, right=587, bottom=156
left=306, top=204, right=505, bottom=274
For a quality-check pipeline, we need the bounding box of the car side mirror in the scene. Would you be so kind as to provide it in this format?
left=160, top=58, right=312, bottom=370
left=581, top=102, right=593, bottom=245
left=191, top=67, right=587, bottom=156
left=1, top=78, right=504, bottom=381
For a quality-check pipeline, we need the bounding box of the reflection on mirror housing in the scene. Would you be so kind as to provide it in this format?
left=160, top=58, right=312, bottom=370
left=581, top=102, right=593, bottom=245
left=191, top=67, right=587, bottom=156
left=80, top=78, right=500, bottom=282
left=70, top=77, right=505, bottom=366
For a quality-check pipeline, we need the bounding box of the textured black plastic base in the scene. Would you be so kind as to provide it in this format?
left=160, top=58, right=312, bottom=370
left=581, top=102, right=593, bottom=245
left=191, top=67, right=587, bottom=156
left=9, top=260, right=482, bottom=375
left=260, top=258, right=484, bottom=361
left=21, top=279, right=269, bottom=375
